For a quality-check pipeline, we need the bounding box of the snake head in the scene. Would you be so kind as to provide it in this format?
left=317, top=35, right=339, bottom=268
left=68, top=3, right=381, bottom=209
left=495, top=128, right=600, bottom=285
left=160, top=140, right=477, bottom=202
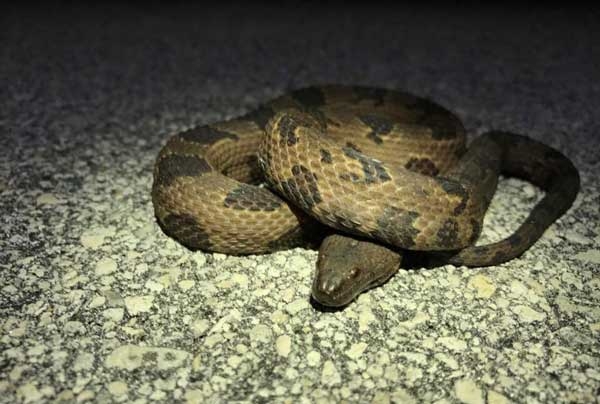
left=312, top=234, right=402, bottom=307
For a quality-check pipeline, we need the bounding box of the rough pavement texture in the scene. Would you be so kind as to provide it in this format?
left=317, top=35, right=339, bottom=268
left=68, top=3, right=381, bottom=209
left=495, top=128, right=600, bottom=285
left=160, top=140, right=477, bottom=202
left=1, top=5, right=599, bottom=403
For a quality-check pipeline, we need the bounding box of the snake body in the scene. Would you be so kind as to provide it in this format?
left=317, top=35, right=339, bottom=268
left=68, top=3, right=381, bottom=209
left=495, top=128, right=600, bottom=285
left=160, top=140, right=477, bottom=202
left=152, top=85, right=580, bottom=306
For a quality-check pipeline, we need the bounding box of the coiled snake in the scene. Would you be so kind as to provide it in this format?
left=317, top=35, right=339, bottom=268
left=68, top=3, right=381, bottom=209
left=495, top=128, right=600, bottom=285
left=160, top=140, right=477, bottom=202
left=152, top=85, right=580, bottom=307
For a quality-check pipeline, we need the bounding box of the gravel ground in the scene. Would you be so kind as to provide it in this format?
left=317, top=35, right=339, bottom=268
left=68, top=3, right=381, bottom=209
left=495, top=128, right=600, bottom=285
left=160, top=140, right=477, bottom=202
left=1, top=4, right=599, bottom=403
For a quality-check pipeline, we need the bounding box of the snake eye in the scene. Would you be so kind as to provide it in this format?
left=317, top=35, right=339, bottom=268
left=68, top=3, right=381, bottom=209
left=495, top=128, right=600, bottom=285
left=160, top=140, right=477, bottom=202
left=349, top=267, right=361, bottom=278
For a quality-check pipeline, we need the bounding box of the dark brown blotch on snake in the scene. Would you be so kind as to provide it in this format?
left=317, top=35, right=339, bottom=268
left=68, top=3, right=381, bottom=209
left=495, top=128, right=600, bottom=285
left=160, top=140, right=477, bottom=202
left=320, top=149, right=333, bottom=164
left=405, top=157, right=440, bottom=176
left=179, top=125, right=239, bottom=144
left=156, top=155, right=212, bottom=187
left=341, top=145, right=392, bottom=184
left=281, top=165, right=323, bottom=210
left=224, top=184, right=283, bottom=212
left=162, top=213, right=212, bottom=250
left=376, top=208, right=421, bottom=248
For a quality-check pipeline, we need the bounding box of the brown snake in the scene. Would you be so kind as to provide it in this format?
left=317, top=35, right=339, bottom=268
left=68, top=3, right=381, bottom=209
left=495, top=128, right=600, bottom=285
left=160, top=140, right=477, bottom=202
left=152, top=85, right=580, bottom=307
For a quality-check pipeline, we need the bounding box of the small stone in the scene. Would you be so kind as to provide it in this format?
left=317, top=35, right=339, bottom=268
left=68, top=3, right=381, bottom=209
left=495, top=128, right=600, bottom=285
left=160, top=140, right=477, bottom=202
left=437, top=337, right=467, bottom=351
left=185, top=389, right=204, bottom=404
left=204, top=333, right=224, bottom=348
left=512, top=305, right=546, bottom=323
left=397, top=311, right=429, bottom=328
left=73, top=352, right=95, bottom=371
left=64, top=321, right=86, bottom=335
left=8, top=320, right=27, bottom=338
left=454, top=378, right=484, bottom=404
left=36, top=193, right=60, bottom=205
left=467, top=274, right=496, bottom=298
left=281, top=288, right=295, bottom=303
left=564, top=230, right=591, bottom=245
left=270, top=310, right=288, bottom=323
left=191, top=319, right=210, bottom=337
left=107, top=381, right=128, bottom=396
left=55, top=390, right=75, bottom=402
left=17, top=382, right=42, bottom=403
left=231, top=273, right=248, bottom=287
left=358, top=306, right=376, bottom=332
left=434, top=353, right=459, bottom=370
left=9, top=365, right=26, bottom=382
left=95, top=257, right=117, bottom=276
left=346, top=342, right=368, bottom=359
left=76, top=390, right=95, bottom=402
left=88, top=295, right=106, bottom=308
left=144, top=280, right=164, bottom=292
left=178, top=280, right=196, bottom=291
left=249, top=324, right=272, bottom=343
left=522, top=183, right=537, bottom=198
left=276, top=335, right=291, bottom=357
left=124, top=295, right=154, bottom=315
left=321, top=360, right=341, bottom=386
left=191, top=355, right=202, bottom=371
left=488, top=390, right=510, bottom=404
left=390, top=389, right=417, bottom=404
left=103, top=308, right=124, bottom=322
left=307, top=351, right=321, bottom=367
left=80, top=226, right=116, bottom=249
left=372, top=392, right=391, bottom=404
left=287, top=255, right=311, bottom=275
left=574, top=249, right=600, bottom=264
left=367, top=364, right=384, bottom=378
left=285, top=299, right=309, bottom=315
left=227, top=355, right=243, bottom=368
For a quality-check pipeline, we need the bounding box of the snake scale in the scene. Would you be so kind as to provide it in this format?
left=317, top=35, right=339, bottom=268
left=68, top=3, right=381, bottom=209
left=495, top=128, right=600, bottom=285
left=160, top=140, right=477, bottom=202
left=152, top=85, right=580, bottom=307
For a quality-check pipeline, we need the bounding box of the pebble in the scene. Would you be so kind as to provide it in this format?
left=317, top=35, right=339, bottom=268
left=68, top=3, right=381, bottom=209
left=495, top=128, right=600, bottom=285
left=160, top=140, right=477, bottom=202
left=345, top=342, right=368, bottom=359
left=437, top=337, right=467, bottom=352
left=285, top=299, right=310, bottom=315
left=73, top=352, right=95, bottom=371
left=108, top=381, right=128, bottom=396
left=512, top=305, right=546, bottom=323
left=95, top=257, right=117, bottom=276
left=321, top=361, right=341, bottom=386
left=467, top=274, right=496, bottom=298
left=249, top=324, right=272, bottom=343
left=191, top=319, right=210, bottom=337
left=36, top=193, right=61, bottom=205
left=80, top=226, right=116, bottom=249
left=103, top=308, right=124, bottom=322
left=574, top=249, right=600, bottom=264
left=306, top=351, right=321, bottom=367
left=124, top=295, right=154, bottom=315
left=454, top=378, right=484, bottom=404
left=88, top=295, right=106, bottom=308
left=276, top=335, right=292, bottom=357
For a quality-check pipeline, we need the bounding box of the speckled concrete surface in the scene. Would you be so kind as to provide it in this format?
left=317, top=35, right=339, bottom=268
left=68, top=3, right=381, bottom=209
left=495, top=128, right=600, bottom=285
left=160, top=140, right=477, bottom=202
left=1, top=5, right=599, bottom=403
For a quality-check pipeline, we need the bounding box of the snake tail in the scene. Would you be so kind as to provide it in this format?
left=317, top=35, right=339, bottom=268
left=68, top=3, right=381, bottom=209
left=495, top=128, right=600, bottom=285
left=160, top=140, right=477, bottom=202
left=439, top=131, right=580, bottom=266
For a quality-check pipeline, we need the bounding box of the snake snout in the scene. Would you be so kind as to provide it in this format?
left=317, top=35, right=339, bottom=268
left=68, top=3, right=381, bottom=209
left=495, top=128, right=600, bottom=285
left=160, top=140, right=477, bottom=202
left=311, top=268, right=357, bottom=307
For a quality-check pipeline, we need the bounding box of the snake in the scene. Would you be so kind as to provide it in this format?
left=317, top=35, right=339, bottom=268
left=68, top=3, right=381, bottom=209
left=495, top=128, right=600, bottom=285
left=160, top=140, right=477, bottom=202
left=152, top=85, right=580, bottom=307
